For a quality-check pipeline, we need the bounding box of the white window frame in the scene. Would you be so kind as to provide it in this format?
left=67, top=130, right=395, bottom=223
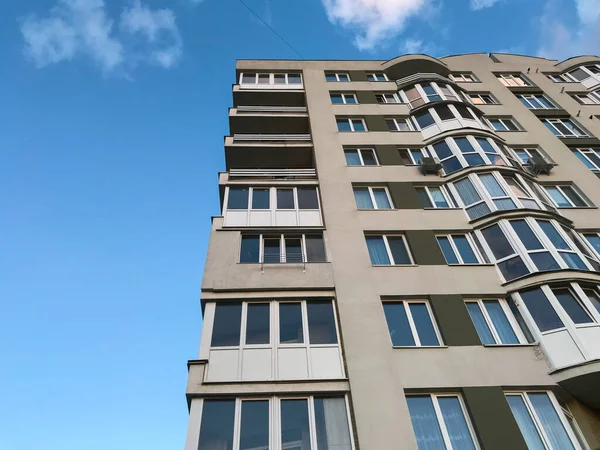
left=415, top=185, right=456, bottom=208
left=367, top=72, right=389, bottom=82
left=572, top=92, right=600, bottom=105
left=486, top=117, right=522, bottom=131
left=546, top=73, right=575, bottom=83
left=505, top=391, right=587, bottom=450
left=567, top=64, right=600, bottom=83
left=399, top=82, right=461, bottom=108
left=344, top=148, right=379, bottom=166
left=450, top=72, right=478, bottom=82
left=375, top=92, right=402, bottom=104
left=542, top=184, right=591, bottom=208
left=386, top=117, right=415, bottom=131
left=469, top=93, right=498, bottom=105
left=517, top=94, right=557, bottom=109
left=368, top=234, right=414, bottom=266
left=407, top=394, right=481, bottom=450
left=476, top=218, right=596, bottom=282
left=402, top=147, right=429, bottom=165
left=331, top=92, right=357, bottom=104
left=383, top=300, right=444, bottom=347
left=496, top=73, right=531, bottom=87
left=353, top=186, right=394, bottom=210
left=337, top=117, right=367, bottom=132
left=195, top=395, right=356, bottom=450
left=224, top=186, right=321, bottom=214
left=512, top=147, right=550, bottom=165
left=436, top=233, right=487, bottom=265
left=465, top=299, right=529, bottom=344
left=326, top=72, right=350, bottom=82
left=247, top=233, right=326, bottom=264
left=573, top=148, right=600, bottom=172
left=543, top=118, right=588, bottom=137
left=583, top=232, right=600, bottom=260
left=239, top=72, right=303, bottom=88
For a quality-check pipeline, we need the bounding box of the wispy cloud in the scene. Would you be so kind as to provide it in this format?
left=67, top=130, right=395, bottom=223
left=470, top=0, right=502, bottom=10
left=320, top=0, right=428, bottom=51
left=21, top=0, right=182, bottom=75
left=537, top=0, right=600, bottom=60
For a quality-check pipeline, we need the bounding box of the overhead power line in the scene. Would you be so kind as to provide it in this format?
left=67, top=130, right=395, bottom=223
left=236, top=0, right=305, bottom=59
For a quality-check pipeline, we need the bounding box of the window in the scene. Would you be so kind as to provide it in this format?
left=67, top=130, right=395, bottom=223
left=487, top=117, right=521, bottom=131
left=227, top=187, right=250, bottom=210
left=197, top=396, right=354, bottom=450
left=399, top=82, right=461, bottom=108
left=386, top=117, right=414, bottom=131
left=496, top=73, right=531, bottom=87
left=454, top=103, right=476, bottom=120
left=435, top=104, right=455, bottom=121
left=546, top=73, right=575, bottom=83
left=225, top=186, right=320, bottom=213
left=366, top=235, right=413, bottom=265
left=383, top=301, right=442, bottom=346
left=466, top=299, right=528, bottom=345
left=543, top=118, right=588, bottom=137
left=478, top=218, right=595, bottom=281
left=573, top=147, right=600, bottom=172
left=415, top=185, right=455, bottom=208
left=407, top=394, right=480, bottom=450
left=426, top=135, right=511, bottom=175
left=450, top=72, right=478, bottom=82
left=517, top=94, right=557, bottom=109
left=567, top=64, right=600, bottom=82
left=469, top=93, right=498, bottom=104
left=344, top=148, right=378, bottom=166
left=400, top=148, right=429, bottom=165
left=353, top=186, right=393, bottom=209
left=330, top=92, right=357, bottom=104
left=542, top=184, right=590, bottom=208
left=367, top=72, right=388, bottom=81
left=571, top=91, right=600, bottom=105
left=240, top=234, right=326, bottom=263
left=584, top=233, right=600, bottom=261
left=413, top=110, right=436, bottom=129
left=437, top=234, right=487, bottom=265
left=326, top=72, right=350, bottom=82
left=337, top=117, right=367, bottom=132
left=507, top=391, right=586, bottom=450
left=376, top=92, right=401, bottom=103
left=512, top=147, right=549, bottom=165
left=239, top=72, right=302, bottom=87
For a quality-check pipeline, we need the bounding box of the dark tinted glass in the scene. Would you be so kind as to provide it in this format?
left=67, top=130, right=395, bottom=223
left=263, top=238, right=281, bottom=263
left=432, top=140, right=453, bottom=159
left=331, top=94, right=344, bottom=104
left=228, top=188, right=249, bottom=209
left=409, top=303, right=440, bottom=345
left=198, top=400, right=235, bottom=450
left=252, top=189, right=270, bottom=209
left=520, top=288, right=564, bottom=332
left=281, top=400, right=311, bottom=450
left=277, top=189, right=295, bottom=209
left=498, top=256, right=530, bottom=281
left=279, top=303, right=304, bottom=343
left=307, top=301, right=338, bottom=344
left=562, top=186, right=587, bottom=207
left=438, top=236, right=459, bottom=264
left=388, top=236, right=411, bottom=264
left=455, top=104, right=474, bottom=119
left=344, top=150, right=361, bottom=165
left=285, top=237, right=303, bottom=263
left=245, top=304, right=270, bottom=344
left=436, top=104, right=455, bottom=120
left=414, top=110, right=436, bottom=128
left=416, top=187, right=433, bottom=208
left=482, top=225, right=514, bottom=260
left=510, top=220, right=543, bottom=250
left=240, top=236, right=260, bottom=263
left=305, top=235, right=326, bottom=262
left=553, top=288, right=593, bottom=324
left=361, top=149, right=377, bottom=165
left=453, top=235, right=478, bottom=263
left=211, top=303, right=242, bottom=347
left=383, top=303, right=415, bottom=346
left=298, top=187, right=319, bottom=209
left=239, top=401, right=269, bottom=450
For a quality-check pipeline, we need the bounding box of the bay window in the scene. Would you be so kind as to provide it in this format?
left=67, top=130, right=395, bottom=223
left=398, top=81, right=461, bottom=108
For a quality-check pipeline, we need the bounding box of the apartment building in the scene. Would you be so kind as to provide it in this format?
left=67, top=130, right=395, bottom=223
left=185, top=53, right=600, bottom=450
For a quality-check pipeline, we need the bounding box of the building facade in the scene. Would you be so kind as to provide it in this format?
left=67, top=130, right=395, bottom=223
left=185, top=53, right=600, bottom=450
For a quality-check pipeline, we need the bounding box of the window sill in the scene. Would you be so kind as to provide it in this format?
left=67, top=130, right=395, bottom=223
left=357, top=208, right=398, bottom=211
left=372, top=264, right=417, bottom=267
left=482, top=343, right=538, bottom=348
left=447, top=263, right=495, bottom=267
left=392, top=345, right=448, bottom=349
left=554, top=206, right=597, bottom=210
left=423, top=207, right=463, bottom=210
left=347, top=165, right=382, bottom=167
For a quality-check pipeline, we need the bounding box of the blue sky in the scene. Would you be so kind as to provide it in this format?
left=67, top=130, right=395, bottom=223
left=0, top=0, right=597, bottom=449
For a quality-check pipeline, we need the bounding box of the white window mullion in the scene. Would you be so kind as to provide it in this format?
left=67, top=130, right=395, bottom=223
left=478, top=300, right=503, bottom=344
left=548, top=392, right=586, bottom=450
left=302, top=301, right=313, bottom=377
left=404, top=302, right=421, bottom=346
left=367, top=187, right=377, bottom=209
left=302, top=234, right=307, bottom=263
left=571, top=283, right=600, bottom=324
left=307, top=397, right=319, bottom=450
left=499, top=299, right=528, bottom=344
left=431, top=396, right=454, bottom=450
left=446, top=235, right=464, bottom=264
left=382, top=236, right=395, bottom=265
left=524, top=393, right=566, bottom=450
left=233, top=399, right=242, bottom=450
left=259, top=234, right=264, bottom=263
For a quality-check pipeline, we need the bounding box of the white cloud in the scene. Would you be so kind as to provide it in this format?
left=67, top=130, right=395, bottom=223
left=21, top=0, right=182, bottom=74
left=401, top=38, right=425, bottom=53
left=120, top=0, right=182, bottom=68
left=320, top=0, right=428, bottom=50
left=470, top=0, right=502, bottom=10
left=537, top=0, right=600, bottom=60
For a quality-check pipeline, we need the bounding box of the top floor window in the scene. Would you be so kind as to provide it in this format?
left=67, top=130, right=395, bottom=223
left=399, top=81, right=460, bottom=108
left=367, top=72, right=389, bottom=81
left=239, top=72, right=302, bottom=88
left=326, top=72, right=350, bottom=82
left=566, top=64, right=600, bottom=82
left=450, top=72, right=479, bottom=83
left=496, top=73, right=532, bottom=87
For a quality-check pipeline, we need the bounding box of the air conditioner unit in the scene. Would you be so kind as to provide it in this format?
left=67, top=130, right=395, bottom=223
left=527, top=155, right=554, bottom=175
left=419, top=157, right=442, bottom=174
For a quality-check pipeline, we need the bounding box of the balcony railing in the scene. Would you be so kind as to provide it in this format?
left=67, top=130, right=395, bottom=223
left=236, top=106, right=308, bottom=114
left=229, top=168, right=317, bottom=179
left=396, top=72, right=454, bottom=89
left=232, top=134, right=312, bottom=142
